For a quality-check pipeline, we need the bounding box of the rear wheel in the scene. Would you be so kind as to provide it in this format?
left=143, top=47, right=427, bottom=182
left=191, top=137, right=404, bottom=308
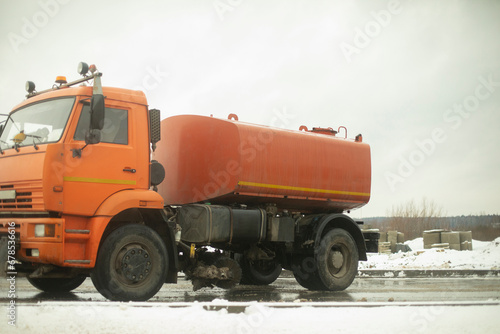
left=27, top=275, right=87, bottom=293
left=292, top=255, right=323, bottom=290
left=91, top=224, right=168, bottom=301
left=315, top=228, right=358, bottom=291
left=238, top=255, right=282, bottom=285
left=293, top=229, right=358, bottom=291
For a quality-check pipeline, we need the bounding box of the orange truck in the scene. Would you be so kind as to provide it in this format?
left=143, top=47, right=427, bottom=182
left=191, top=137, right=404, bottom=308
left=0, top=63, right=371, bottom=301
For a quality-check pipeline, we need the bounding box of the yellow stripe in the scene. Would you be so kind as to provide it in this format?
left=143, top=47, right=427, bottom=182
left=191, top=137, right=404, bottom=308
left=238, top=181, right=370, bottom=197
left=63, top=176, right=136, bottom=185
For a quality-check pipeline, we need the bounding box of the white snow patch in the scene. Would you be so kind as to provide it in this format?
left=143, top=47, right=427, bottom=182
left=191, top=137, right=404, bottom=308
left=359, top=237, right=500, bottom=271
left=4, top=302, right=500, bottom=334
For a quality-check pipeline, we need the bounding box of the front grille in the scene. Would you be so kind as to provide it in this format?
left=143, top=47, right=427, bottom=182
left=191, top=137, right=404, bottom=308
left=0, top=181, right=44, bottom=211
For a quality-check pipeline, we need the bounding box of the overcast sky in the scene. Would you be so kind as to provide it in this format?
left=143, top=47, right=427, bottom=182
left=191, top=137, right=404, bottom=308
left=1, top=0, right=499, bottom=217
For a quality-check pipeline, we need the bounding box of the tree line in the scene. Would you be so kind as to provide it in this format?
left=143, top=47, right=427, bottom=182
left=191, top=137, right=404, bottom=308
left=361, top=198, right=500, bottom=241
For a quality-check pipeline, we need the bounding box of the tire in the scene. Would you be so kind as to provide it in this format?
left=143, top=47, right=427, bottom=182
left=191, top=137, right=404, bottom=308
left=315, top=228, right=359, bottom=291
left=27, top=275, right=87, bottom=293
left=238, top=255, right=282, bottom=285
left=90, top=224, right=168, bottom=301
left=292, top=255, right=324, bottom=290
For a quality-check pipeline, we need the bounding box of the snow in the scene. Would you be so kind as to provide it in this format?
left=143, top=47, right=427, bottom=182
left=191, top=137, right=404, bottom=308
left=4, top=301, right=500, bottom=334
left=359, top=237, right=500, bottom=271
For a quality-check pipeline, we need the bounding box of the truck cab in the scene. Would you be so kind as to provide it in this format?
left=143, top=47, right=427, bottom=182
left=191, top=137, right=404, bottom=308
left=0, top=63, right=177, bottom=300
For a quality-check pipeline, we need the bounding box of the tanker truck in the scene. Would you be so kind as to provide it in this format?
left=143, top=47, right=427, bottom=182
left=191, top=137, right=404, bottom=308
left=0, top=63, right=371, bottom=301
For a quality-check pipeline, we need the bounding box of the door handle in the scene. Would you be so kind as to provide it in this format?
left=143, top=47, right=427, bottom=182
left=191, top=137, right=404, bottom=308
left=123, top=168, right=136, bottom=173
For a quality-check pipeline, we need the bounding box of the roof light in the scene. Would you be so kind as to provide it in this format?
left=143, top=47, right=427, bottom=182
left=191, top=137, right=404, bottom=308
left=78, top=62, right=89, bottom=76
left=55, top=76, right=67, bottom=85
left=26, top=81, right=36, bottom=93
left=89, top=64, right=97, bottom=74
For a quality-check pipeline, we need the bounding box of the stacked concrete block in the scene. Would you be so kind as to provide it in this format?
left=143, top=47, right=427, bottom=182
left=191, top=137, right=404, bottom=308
left=379, top=232, right=387, bottom=243
left=375, top=231, right=391, bottom=253
left=387, top=231, right=398, bottom=253
left=378, top=242, right=392, bottom=254
left=459, top=231, right=473, bottom=250
left=375, top=231, right=408, bottom=253
left=423, top=230, right=473, bottom=251
left=441, top=231, right=461, bottom=251
left=423, top=229, right=444, bottom=249
left=397, top=232, right=405, bottom=244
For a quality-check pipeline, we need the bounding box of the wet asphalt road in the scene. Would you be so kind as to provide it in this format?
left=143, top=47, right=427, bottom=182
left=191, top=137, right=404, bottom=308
left=2, top=274, right=500, bottom=304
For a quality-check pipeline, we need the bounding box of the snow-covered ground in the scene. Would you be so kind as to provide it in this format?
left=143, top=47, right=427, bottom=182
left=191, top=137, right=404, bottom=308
left=4, top=301, right=500, bottom=334
left=0, top=301, right=500, bottom=334
left=359, top=237, right=500, bottom=271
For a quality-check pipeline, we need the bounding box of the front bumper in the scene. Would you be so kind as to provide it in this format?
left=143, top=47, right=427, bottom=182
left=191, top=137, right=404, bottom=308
left=0, top=218, right=64, bottom=265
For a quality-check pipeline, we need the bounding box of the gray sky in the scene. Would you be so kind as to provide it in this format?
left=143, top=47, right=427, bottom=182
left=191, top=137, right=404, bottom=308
left=1, top=0, right=499, bottom=217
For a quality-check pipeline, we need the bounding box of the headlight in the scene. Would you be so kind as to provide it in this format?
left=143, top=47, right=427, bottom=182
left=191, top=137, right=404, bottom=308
left=34, top=224, right=55, bottom=237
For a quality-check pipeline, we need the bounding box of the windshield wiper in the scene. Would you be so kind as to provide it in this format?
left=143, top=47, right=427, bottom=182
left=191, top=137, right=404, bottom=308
left=27, top=134, right=42, bottom=150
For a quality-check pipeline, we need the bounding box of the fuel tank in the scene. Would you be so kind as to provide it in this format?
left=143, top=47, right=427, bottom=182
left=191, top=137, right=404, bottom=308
left=156, top=115, right=371, bottom=213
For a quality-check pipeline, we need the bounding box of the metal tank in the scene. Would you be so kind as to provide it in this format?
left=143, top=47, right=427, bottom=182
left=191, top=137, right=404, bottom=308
left=156, top=114, right=371, bottom=213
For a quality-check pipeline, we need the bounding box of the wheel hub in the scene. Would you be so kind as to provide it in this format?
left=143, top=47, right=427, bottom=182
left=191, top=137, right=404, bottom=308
left=330, top=250, right=344, bottom=269
left=121, top=247, right=151, bottom=283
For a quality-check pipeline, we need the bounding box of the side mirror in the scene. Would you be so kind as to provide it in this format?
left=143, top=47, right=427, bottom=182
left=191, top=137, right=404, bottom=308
left=90, top=94, right=105, bottom=130
left=85, top=129, right=101, bottom=145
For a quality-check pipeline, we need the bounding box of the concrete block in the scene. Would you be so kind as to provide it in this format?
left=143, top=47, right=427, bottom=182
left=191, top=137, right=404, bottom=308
left=441, top=232, right=460, bottom=245
left=378, top=242, right=391, bottom=254
left=397, top=232, right=405, bottom=243
left=387, top=231, right=398, bottom=252
left=379, top=232, right=387, bottom=243
left=423, top=230, right=442, bottom=249
left=459, top=231, right=473, bottom=243
left=461, top=240, right=473, bottom=251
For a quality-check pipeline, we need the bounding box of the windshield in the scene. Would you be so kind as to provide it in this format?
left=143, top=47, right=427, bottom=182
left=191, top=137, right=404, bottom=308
left=0, top=97, right=75, bottom=151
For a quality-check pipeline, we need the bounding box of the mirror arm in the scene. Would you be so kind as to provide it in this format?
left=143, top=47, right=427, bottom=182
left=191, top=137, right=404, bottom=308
left=71, top=145, right=87, bottom=158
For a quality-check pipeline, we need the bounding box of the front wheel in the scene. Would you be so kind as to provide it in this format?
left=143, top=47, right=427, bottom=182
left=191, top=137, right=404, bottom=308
left=91, top=224, right=169, bottom=301
left=27, top=275, right=87, bottom=293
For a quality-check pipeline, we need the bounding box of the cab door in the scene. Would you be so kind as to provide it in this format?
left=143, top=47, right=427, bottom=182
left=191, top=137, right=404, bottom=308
left=62, top=101, right=139, bottom=216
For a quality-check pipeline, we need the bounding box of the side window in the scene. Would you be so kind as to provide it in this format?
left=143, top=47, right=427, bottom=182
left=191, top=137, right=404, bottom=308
left=74, top=105, right=128, bottom=145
